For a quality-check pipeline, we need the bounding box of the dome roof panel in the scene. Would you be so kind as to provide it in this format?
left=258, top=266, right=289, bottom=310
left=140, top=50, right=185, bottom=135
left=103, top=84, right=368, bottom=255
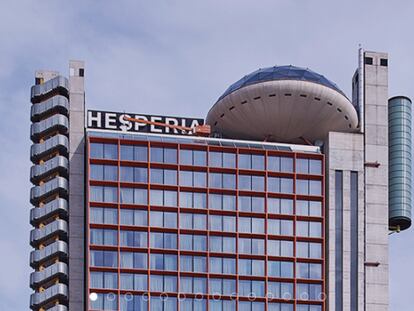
left=217, top=65, right=346, bottom=102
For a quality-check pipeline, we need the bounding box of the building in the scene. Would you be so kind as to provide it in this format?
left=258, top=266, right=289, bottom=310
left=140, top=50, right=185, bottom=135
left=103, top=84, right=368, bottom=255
left=28, top=50, right=412, bottom=311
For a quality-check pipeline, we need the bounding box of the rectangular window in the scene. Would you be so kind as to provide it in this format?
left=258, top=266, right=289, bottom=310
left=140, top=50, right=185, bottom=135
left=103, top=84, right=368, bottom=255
left=267, top=198, right=293, bottom=215
left=150, top=147, right=177, bottom=164
left=120, top=230, right=147, bottom=247
left=180, top=149, right=207, bottom=166
left=209, top=257, right=236, bottom=274
left=335, top=170, right=343, bottom=310
left=268, top=219, right=293, bottom=236
left=149, top=190, right=177, bottom=206
left=120, top=145, right=147, bottom=162
left=268, top=281, right=293, bottom=299
left=179, top=191, right=206, bottom=209
left=90, top=250, right=118, bottom=267
left=120, top=252, right=147, bottom=269
left=268, top=260, right=293, bottom=278
left=208, top=194, right=236, bottom=211
left=209, top=151, right=236, bottom=168
left=350, top=171, right=358, bottom=310
left=90, top=207, right=117, bottom=224
left=209, top=236, right=236, bottom=253
left=150, top=232, right=177, bottom=249
left=150, top=254, right=177, bottom=271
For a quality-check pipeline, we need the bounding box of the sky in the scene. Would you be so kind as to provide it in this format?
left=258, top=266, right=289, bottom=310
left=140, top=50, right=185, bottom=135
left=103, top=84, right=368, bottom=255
left=0, top=0, right=413, bottom=309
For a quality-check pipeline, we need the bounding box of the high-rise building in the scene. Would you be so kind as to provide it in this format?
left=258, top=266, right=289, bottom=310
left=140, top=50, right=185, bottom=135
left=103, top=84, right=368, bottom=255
left=28, top=50, right=411, bottom=311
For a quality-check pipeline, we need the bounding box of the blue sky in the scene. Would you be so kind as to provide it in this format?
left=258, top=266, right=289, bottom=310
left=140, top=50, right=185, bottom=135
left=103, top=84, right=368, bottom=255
left=0, top=0, right=413, bottom=309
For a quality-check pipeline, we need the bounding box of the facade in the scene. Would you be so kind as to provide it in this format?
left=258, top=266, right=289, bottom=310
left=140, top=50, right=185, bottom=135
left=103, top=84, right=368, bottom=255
left=28, top=50, right=412, bottom=311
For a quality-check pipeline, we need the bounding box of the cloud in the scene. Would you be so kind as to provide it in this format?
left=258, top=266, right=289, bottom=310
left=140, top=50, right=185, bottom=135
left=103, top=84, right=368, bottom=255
left=1, top=0, right=414, bottom=309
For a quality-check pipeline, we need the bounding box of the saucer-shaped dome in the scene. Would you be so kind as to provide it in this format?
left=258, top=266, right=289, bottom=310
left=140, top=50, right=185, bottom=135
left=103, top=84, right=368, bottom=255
left=206, top=65, right=358, bottom=144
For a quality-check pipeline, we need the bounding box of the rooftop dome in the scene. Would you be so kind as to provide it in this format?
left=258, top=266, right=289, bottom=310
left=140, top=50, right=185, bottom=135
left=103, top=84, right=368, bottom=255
left=218, top=65, right=347, bottom=102
left=206, top=65, right=358, bottom=144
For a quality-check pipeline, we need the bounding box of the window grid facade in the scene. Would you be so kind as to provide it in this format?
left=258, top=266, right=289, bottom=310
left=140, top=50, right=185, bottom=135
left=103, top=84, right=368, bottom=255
left=87, top=136, right=325, bottom=311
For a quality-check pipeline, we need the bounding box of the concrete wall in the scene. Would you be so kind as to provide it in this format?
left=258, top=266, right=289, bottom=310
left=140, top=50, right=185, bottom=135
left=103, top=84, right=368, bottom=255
left=325, top=132, right=365, bottom=311
left=68, top=60, right=86, bottom=310
left=363, top=51, right=389, bottom=311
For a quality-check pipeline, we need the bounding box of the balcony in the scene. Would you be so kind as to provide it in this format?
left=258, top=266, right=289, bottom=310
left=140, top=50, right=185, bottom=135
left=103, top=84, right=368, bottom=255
left=30, top=176, right=68, bottom=205
left=30, top=156, right=69, bottom=184
left=30, top=135, right=68, bottom=163
left=30, top=262, right=68, bottom=289
left=30, top=240, right=68, bottom=268
left=30, top=198, right=68, bottom=226
left=31, top=114, right=69, bottom=143
left=30, top=76, right=69, bottom=104
left=31, top=95, right=69, bottom=122
left=30, top=283, right=68, bottom=309
left=30, top=219, right=68, bottom=247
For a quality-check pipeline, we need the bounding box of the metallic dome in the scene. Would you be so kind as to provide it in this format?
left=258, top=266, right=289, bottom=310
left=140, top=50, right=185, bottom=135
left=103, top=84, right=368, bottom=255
left=206, top=65, right=359, bottom=144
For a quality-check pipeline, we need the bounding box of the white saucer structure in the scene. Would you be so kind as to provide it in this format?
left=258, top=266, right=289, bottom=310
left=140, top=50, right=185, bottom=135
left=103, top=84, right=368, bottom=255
left=206, top=65, right=359, bottom=144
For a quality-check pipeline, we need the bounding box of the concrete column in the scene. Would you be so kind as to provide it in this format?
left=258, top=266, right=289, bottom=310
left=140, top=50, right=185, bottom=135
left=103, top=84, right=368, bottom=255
left=68, top=60, right=86, bottom=310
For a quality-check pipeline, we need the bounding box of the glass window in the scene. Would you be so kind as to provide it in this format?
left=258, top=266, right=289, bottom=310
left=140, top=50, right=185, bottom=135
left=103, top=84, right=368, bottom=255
left=209, top=236, right=236, bottom=253
left=90, top=293, right=118, bottom=310
left=90, top=229, right=118, bottom=246
left=268, top=156, right=293, bottom=172
left=268, top=260, right=293, bottom=278
left=209, top=257, right=236, bottom=274
left=267, top=177, right=293, bottom=193
left=120, top=145, right=147, bottom=161
left=120, top=252, right=147, bottom=269
left=150, top=254, right=177, bottom=271
left=90, top=207, right=117, bottom=224
left=150, top=147, right=177, bottom=164
left=239, top=259, right=264, bottom=276
left=296, top=221, right=322, bottom=238
left=90, top=143, right=104, bottom=159
left=296, top=263, right=322, bottom=279
left=268, top=281, right=294, bottom=300
left=150, top=190, right=177, bottom=206
left=120, top=230, right=147, bottom=247
left=267, top=240, right=293, bottom=257
left=297, top=200, right=322, bottom=217
left=120, top=273, right=147, bottom=291
left=90, top=250, right=118, bottom=267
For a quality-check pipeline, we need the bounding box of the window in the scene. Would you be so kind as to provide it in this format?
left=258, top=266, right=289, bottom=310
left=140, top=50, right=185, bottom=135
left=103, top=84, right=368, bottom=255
left=90, top=293, right=118, bottom=310
left=209, top=278, right=236, bottom=295
left=296, top=305, right=322, bottom=311
left=209, top=151, right=236, bottom=168
left=90, top=271, right=118, bottom=289
left=239, top=174, right=265, bottom=191
left=209, top=300, right=236, bottom=310
left=150, top=146, right=177, bottom=164
left=268, top=303, right=293, bottom=311
left=268, top=281, right=293, bottom=299
left=209, top=236, right=236, bottom=253
left=239, top=196, right=265, bottom=213
left=209, top=257, right=236, bottom=274
left=90, top=143, right=118, bottom=160
left=296, top=283, right=323, bottom=301
left=267, top=239, right=294, bottom=257
left=120, top=295, right=148, bottom=311
left=267, top=198, right=293, bottom=215
left=180, top=255, right=207, bottom=272
left=150, top=232, right=177, bottom=249
left=90, top=164, right=118, bottom=181
left=120, top=252, right=147, bottom=269
left=180, top=298, right=207, bottom=311
left=149, top=190, right=177, bottom=206
left=238, top=217, right=265, bottom=233
left=120, top=209, right=147, bottom=226
left=364, top=56, right=373, bottom=65
left=380, top=58, right=388, bottom=66
left=179, top=170, right=206, bottom=187
left=209, top=173, right=236, bottom=189
left=208, top=194, right=236, bottom=211
left=150, top=274, right=177, bottom=292
left=150, top=168, right=177, bottom=185
left=267, top=156, right=293, bottom=172
left=238, top=154, right=264, bottom=170
left=268, top=219, right=293, bottom=236
left=239, top=238, right=265, bottom=255
left=180, top=234, right=207, bottom=251
left=120, top=230, right=147, bottom=247
left=296, top=179, right=322, bottom=196
left=150, top=254, right=177, bottom=270
left=120, top=166, right=147, bottom=183
left=296, top=200, right=322, bottom=217
left=120, top=145, right=147, bottom=161
left=296, top=242, right=322, bottom=259
left=296, top=158, right=322, bottom=175
left=238, top=301, right=265, bottom=311
left=180, top=213, right=207, bottom=230
left=180, top=149, right=206, bottom=166
left=90, top=207, right=117, bottom=224
left=120, top=188, right=147, bottom=205
left=267, top=177, right=293, bottom=193
left=296, top=263, right=322, bottom=279
left=180, top=276, right=207, bottom=294
left=180, top=191, right=206, bottom=209
left=238, top=259, right=265, bottom=276
left=268, top=260, right=294, bottom=278
left=120, top=273, right=147, bottom=291
left=296, top=221, right=322, bottom=238
left=90, top=229, right=118, bottom=246
left=90, top=186, right=118, bottom=203
left=209, top=215, right=236, bottom=232
left=239, top=280, right=265, bottom=297
left=90, top=250, right=117, bottom=267
left=150, top=296, right=177, bottom=311
left=149, top=211, right=177, bottom=228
